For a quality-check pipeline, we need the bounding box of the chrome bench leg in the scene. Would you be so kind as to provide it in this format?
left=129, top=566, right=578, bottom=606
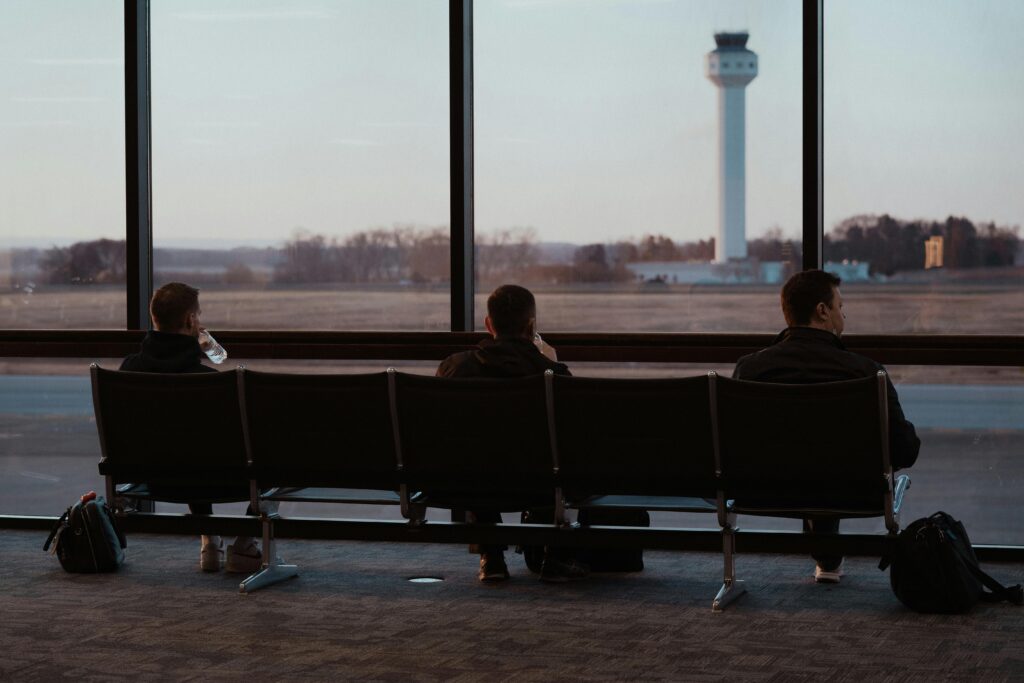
left=713, top=578, right=746, bottom=612
left=712, top=525, right=747, bottom=612
left=240, top=562, right=299, bottom=594
left=239, top=513, right=298, bottom=593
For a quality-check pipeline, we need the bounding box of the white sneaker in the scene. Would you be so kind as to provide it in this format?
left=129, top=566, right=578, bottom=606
left=200, top=539, right=224, bottom=572
left=226, top=540, right=263, bottom=574
left=814, top=561, right=844, bottom=584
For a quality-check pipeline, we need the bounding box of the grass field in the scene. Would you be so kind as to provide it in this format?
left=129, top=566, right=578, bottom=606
left=2, top=281, right=1023, bottom=334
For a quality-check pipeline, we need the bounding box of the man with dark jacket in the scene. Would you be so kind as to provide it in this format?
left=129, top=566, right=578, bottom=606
left=437, top=284, right=585, bottom=583
left=733, top=269, right=920, bottom=583
left=121, top=282, right=261, bottom=575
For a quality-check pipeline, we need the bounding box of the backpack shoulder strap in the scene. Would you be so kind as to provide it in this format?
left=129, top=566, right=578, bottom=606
left=950, top=541, right=1024, bottom=605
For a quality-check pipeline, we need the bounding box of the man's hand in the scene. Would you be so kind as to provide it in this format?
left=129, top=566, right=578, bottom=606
left=534, top=334, right=558, bottom=362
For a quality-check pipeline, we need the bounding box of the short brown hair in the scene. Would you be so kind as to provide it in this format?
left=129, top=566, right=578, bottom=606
left=780, top=269, right=841, bottom=327
left=150, top=282, right=199, bottom=331
left=487, top=284, right=536, bottom=338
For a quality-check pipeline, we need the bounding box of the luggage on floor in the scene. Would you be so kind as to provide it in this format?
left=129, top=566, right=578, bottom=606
left=44, top=491, right=127, bottom=573
left=519, top=506, right=650, bottom=573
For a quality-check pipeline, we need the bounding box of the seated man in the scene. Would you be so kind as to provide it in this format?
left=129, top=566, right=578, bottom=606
left=121, top=282, right=261, bottom=574
left=733, top=269, right=920, bottom=584
left=437, top=284, right=586, bottom=583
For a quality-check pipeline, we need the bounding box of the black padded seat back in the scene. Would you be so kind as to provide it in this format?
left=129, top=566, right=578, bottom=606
left=91, top=365, right=247, bottom=488
left=715, top=375, right=888, bottom=511
left=552, top=374, right=716, bottom=499
left=240, top=370, right=398, bottom=490
left=393, top=372, right=554, bottom=504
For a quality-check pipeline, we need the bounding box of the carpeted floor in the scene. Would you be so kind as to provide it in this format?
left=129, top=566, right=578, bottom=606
left=3, top=529, right=1023, bottom=681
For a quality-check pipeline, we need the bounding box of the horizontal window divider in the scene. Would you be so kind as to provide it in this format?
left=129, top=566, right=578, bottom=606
left=0, top=331, right=1022, bottom=366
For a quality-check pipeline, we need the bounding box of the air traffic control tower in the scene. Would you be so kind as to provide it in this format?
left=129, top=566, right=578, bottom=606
left=706, top=32, right=757, bottom=263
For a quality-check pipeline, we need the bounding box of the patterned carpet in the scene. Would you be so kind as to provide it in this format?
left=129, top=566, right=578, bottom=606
left=3, top=529, right=1023, bottom=681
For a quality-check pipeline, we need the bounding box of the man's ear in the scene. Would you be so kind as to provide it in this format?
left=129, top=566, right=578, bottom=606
left=484, top=316, right=497, bottom=338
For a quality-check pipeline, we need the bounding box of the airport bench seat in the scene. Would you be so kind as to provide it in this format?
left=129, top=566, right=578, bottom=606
left=91, top=365, right=909, bottom=610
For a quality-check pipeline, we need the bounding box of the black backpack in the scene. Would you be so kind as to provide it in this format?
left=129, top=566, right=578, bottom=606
left=880, top=511, right=1022, bottom=614
left=44, top=492, right=127, bottom=573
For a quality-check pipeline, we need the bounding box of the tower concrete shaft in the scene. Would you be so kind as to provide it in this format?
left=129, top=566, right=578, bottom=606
left=706, top=32, right=757, bottom=263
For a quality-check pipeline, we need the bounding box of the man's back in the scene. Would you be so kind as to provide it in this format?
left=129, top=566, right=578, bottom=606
left=437, top=337, right=570, bottom=379
left=734, top=326, right=920, bottom=470
left=121, top=330, right=214, bottom=374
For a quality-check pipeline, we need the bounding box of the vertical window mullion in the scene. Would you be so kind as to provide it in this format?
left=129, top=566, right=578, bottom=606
left=802, top=0, right=823, bottom=271
left=125, top=0, right=152, bottom=330
left=449, top=0, right=474, bottom=331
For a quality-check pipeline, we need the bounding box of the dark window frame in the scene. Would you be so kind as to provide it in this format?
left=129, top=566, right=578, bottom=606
left=0, top=0, right=1018, bottom=367
left=3, top=0, right=1024, bottom=558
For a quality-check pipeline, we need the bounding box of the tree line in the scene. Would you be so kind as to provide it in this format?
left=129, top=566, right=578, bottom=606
left=21, top=214, right=1019, bottom=285
left=825, top=214, right=1019, bottom=276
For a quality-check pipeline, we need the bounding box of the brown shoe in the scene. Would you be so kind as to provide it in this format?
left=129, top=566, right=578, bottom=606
left=479, top=553, right=510, bottom=582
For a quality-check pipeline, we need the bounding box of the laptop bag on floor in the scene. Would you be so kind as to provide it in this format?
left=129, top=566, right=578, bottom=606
left=44, top=491, right=127, bottom=573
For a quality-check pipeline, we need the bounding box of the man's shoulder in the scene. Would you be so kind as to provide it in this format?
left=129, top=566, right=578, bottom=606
left=734, top=331, right=881, bottom=382
left=118, top=353, right=215, bottom=374
left=436, top=350, right=480, bottom=378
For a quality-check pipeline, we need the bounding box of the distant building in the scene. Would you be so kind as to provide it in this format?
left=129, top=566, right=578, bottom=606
left=924, top=236, right=944, bottom=269
left=625, top=259, right=790, bottom=285
left=824, top=260, right=872, bottom=282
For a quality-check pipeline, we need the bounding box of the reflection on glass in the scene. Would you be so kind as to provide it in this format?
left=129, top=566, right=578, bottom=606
left=0, top=1, right=126, bottom=329
left=475, top=0, right=803, bottom=332
left=151, top=0, right=450, bottom=331
left=824, top=0, right=1024, bottom=334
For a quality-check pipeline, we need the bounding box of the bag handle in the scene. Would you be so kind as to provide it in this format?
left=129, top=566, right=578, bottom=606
left=43, top=509, right=70, bottom=552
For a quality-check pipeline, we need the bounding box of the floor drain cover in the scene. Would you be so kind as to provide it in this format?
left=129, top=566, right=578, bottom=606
left=407, top=576, right=445, bottom=583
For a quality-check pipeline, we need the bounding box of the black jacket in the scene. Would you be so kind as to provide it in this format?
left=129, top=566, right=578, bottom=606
left=436, top=337, right=571, bottom=378
left=733, top=326, right=920, bottom=470
left=120, top=331, right=215, bottom=374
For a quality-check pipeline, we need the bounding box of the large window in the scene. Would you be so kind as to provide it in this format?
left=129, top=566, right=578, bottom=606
left=824, top=0, right=1024, bottom=333
left=151, top=0, right=450, bottom=331
left=0, top=1, right=126, bottom=329
left=474, top=0, right=803, bottom=332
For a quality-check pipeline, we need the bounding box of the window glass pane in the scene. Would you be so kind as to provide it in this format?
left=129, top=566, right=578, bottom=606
left=151, top=0, right=450, bottom=331
left=474, top=0, right=803, bottom=332
left=872, top=364, right=1023, bottom=546
left=824, top=0, right=1024, bottom=334
left=0, top=1, right=126, bottom=329
left=0, top=359, right=108, bottom=516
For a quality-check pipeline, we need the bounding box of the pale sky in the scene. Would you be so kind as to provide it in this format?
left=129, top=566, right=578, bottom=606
left=1, top=0, right=1021, bottom=249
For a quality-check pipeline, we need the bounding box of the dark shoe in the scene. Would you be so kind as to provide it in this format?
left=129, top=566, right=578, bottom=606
left=540, top=557, right=590, bottom=583
left=479, top=553, right=510, bottom=582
